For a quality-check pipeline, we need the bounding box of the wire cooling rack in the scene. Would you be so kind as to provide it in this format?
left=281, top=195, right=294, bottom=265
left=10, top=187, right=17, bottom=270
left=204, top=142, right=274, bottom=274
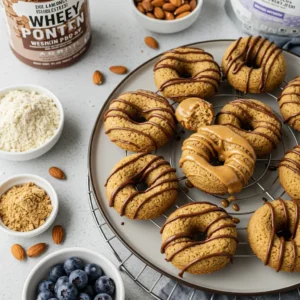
left=87, top=84, right=300, bottom=299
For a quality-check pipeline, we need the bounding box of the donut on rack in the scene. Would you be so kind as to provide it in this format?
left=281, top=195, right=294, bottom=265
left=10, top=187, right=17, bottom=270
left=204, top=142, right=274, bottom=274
left=154, top=47, right=221, bottom=102
left=104, top=90, right=177, bottom=152
left=222, top=36, right=286, bottom=93
left=279, top=145, right=300, bottom=199
left=180, top=125, right=256, bottom=195
left=248, top=199, right=300, bottom=272
left=216, top=99, right=281, bottom=156
left=105, top=153, right=179, bottom=220
left=161, top=202, right=238, bottom=276
left=278, top=76, right=300, bottom=131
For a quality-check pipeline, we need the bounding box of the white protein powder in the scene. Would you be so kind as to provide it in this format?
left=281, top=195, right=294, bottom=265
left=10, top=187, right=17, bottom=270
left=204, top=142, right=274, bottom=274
left=0, top=90, right=61, bottom=152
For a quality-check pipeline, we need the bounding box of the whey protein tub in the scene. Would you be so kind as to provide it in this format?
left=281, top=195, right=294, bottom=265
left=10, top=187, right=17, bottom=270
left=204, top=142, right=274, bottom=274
left=2, top=0, right=91, bottom=69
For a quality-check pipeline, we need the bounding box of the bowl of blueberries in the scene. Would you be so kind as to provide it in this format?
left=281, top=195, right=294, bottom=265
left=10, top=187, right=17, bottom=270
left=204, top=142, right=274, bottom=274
left=22, top=247, right=125, bottom=300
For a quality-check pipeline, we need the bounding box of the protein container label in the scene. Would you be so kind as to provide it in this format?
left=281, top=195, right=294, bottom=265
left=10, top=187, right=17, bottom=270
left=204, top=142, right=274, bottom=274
left=2, top=0, right=91, bottom=68
left=230, top=0, right=300, bottom=36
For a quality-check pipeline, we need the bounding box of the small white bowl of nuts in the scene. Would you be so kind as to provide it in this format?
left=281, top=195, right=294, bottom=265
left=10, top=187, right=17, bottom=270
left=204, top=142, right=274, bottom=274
left=0, top=174, right=59, bottom=238
left=131, top=0, right=203, bottom=34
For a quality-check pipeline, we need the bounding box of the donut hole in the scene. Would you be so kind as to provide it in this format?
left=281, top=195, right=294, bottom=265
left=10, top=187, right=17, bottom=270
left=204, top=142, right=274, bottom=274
left=181, top=72, right=192, bottom=79
left=210, top=156, right=225, bottom=166
left=135, top=181, right=148, bottom=192
left=177, top=66, right=193, bottom=79
left=192, top=231, right=207, bottom=241
left=131, top=114, right=147, bottom=123
left=276, top=228, right=292, bottom=241
left=245, top=60, right=260, bottom=69
left=240, top=122, right=254, bottom=131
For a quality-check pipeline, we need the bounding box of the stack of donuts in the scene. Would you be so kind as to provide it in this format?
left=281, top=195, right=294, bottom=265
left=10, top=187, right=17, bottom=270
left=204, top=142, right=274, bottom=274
left=103, top=36, right=300, bottom=277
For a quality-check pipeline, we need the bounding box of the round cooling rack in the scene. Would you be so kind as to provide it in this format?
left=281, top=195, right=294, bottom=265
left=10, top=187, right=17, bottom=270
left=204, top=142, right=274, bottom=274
left=87, top=40, right=300, bottom=298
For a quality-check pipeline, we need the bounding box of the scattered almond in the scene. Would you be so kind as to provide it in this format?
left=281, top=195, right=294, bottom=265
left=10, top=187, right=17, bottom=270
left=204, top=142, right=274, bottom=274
left=109, top=66, right=128, bottom=75
left=176, top=11, right=190, bottom=19
left=144, top=36, right=159, bottom=49
left=52, top=225, right=64, bottom=244
left=174, top=3, right=191, bottom=15
left=27, top=243, right=46, bottom=257
left=49, top=167, right=66, bottom=180
left=93, top=70, right=103, bottom=85
left=11, top=244, right=25, bottom=261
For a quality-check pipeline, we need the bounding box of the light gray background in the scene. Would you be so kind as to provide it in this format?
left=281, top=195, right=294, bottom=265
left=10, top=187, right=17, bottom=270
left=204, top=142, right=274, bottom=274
left=0, top=1, right=241, bottom=299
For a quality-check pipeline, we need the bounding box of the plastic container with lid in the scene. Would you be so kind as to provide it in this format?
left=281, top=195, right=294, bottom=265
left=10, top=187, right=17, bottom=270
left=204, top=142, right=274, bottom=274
left=2, top=0, right=92, bottom=69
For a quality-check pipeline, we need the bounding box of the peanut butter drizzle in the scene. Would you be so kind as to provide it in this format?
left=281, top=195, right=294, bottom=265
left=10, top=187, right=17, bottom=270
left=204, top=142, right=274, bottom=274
left=180, top=125, right=255, bottom=194
left=178, top=253, right=233, bottom=278
left=224, top=36, right=282, bottom=92
left=175, top=98, right=212, bottom=125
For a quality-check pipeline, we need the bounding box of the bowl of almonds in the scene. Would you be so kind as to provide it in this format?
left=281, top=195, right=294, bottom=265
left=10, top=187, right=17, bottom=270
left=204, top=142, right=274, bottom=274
left=131, top=0, right=203, bottom=33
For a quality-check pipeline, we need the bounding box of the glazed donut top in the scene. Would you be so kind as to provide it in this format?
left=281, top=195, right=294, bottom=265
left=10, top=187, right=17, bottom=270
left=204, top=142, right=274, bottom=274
left=179, top=125, right=256, bottom=194
left=154, top=47, right=221, bottom=97
left=263, top=199, right=299, bottom=272
left=223, top=36, right=283, bottom=93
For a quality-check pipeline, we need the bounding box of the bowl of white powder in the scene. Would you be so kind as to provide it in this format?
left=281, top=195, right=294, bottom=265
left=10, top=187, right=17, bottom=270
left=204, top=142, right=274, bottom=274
left=0, top=85, right=64, bottom=161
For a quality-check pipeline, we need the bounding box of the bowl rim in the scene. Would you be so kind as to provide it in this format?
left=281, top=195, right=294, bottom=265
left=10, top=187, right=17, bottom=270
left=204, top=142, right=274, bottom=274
left=0, top=84, right=64, bottom=157
left=0, top=174, right=59, bottom=237
left=130, top=0, right=203, bottom=23
left=22, top=247, right=126, bottom=300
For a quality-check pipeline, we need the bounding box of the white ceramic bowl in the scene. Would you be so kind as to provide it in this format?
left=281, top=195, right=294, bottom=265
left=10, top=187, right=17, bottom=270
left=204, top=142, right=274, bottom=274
left=0, top=84, right=64, bottom=161
left=130, top=0, right=203, bottom=34
left=0, top=174, right=58, bottom=238
left=22, top=247, right=125, bottom=300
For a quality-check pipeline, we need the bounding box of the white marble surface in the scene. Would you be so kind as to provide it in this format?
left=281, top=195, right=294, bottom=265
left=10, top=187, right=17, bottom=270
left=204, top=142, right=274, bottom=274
left=0, top=1, right=241, bottom=299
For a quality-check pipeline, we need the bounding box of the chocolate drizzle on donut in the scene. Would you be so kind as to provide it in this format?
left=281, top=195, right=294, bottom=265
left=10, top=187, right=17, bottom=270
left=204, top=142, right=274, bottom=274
left=160, top=202, right=237, bottom=277
left=106, top=154, right=178, bottom=218
left=224, top=36, right=282, bottom=92
left=279, top=146, right=300, bottom=176
left=154, top=47, right=221, bottom=99
left=104, top=91, right=176, bottom=151
left=264, top=199, right=299, bottom=272
left=216, top=99, right=281, bottom=150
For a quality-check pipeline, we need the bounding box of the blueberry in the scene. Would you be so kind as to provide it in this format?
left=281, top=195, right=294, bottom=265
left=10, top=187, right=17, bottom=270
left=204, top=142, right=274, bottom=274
left=81, top=285, right=94, bottom=297
left=37, top=290, right=54, bottom=300
left=94, top=276, right=115, bottom=295
left=93, top=294, right=112, bottom=300
left=64, top=257, right=83, bottom=275
left=57, top=282, right=78, bottom=300
left=84, top=264, right=102, bottom=282
left=69, top=270, right=88, bottom=290
left=49, top=264, right=66, bottom=282
left=38, top=280, right=55, bottom=293
left=77, top=293, right=91, bottom=300
left=54, top=276, right=69, bottom=295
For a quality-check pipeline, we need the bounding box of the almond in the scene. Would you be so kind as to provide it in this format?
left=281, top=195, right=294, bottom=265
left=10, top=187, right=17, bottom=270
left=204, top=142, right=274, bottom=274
left=137, top=2, right=145, bottom=13
left=49, top=167, right=66, bottom=180
left=109, top=66, right=128, bottom=75
left=146, top=12, right=156, bottom=18
left=165, top=11, right=175, bottom=20
left=170, top=0, right=182, bottom=7
left=190, top=0, right=197, bottom=10
left=11, top=244, right=25, bottom=261
left=144, top=36, right=159, bottom=49
left=174, top=4, right=191, bottom=15
left=154, top=6, right=164, bottom=19
left=151, top=0, right=164, bottom=6
left=142, top=0, right=153, bottom=11
left=93, top=70, right=103, bottom=85
left=162, top=3, right=176, bottom=11
left=52, top=225, right=64, bottom=244
left=176, top=11, right=190, bottom=19
left=27, top=243, right=46, bottom=257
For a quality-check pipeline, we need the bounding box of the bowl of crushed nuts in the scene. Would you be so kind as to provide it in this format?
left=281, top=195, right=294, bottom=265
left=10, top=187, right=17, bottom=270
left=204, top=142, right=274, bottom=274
left=0, top=174, right=59, bottom=238
left=0, top=84, right=64, bottom=161
left=131, top=0, right=203, bottom=34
